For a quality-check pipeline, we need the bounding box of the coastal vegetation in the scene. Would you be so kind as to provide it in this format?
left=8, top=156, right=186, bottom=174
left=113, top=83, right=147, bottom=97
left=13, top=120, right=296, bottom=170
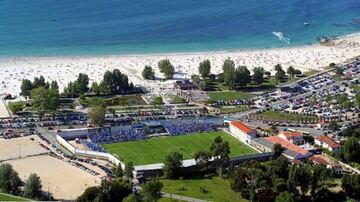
left=0, top=164, right=43, bottom=201
left=142, top=65, right=156, bottom=80
left=158, top=59, right=175, bottom=79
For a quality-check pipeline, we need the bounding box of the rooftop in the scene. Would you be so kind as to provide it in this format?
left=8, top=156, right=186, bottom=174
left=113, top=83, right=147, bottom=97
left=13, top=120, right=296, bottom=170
left=230, top=121, right=253, bottom=134
left=265, top=136, right=312, bottom=157
left=279, top=131, right=303, bottom=139
left=315, top=135, right=341, bottom=148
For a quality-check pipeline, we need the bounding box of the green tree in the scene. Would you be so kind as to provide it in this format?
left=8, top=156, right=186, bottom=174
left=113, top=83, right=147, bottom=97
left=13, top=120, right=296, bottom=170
left=158, top=59, right=174, bottom=79
left=234, top=66, right=251, bottom=87
left=273, top=143, right=283, bottom=159
left=142, top=65, right=155, bottom=80
left=153, top=96, right=163, bottom=107
left=23, top=173, right=42, bottom=200
left=141, top=181, right=163, bottom=202
left=163, top=151, right=183, bottom=179
left=33, top=76, right=48, bottom=89
left=270, top=125, right=279, bottom=135
left=8, top=101, right=24, bottom=114
left=20, top=79, right=33, bottom=98
left=88, top=106, right=106, bottom=126
left=342, top=137, right=360, bottom=163
left=198, top=59, right=211, bottom=78
left=76, top=73, right=90, bottom=94
left=31, top=87, right=59, bottom=114
left=76, top=186, right=100, bottom=202
left=92, top=179, right=132, bottom=202
left=194, top=150, right=212, bottom=172
left=286, top=66, right=296, bottom=79
left=198, top=81, right=207, bottom=91
left=342, top=174, right=360, bottom=199
left=124, top=161, right=134, bottom=180
left=222, top=58, right=235, bottom=73
left=275, top=191, right=297, bottom=202
left=328, top=121, right=339, bottom=132
left=114, top=163, right=123, bottom=178
left=210, top=136, right=230, bottom=178
left=355, top=93, right=360, bottom=108
left=0, top=164, right=21, bottom=194
left=123, top=194, right=138, bottom=202
left=253, top=67, right=265, bottom=84
left=275, top=68, right=286, bottom=85
left=91, top=82, right=101, bottom=96
left=50, top=80, right=59, bottom=92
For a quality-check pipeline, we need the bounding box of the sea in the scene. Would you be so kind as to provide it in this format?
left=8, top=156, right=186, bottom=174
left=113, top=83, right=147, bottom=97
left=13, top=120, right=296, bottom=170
left=0, top=0, right=359, bottom=56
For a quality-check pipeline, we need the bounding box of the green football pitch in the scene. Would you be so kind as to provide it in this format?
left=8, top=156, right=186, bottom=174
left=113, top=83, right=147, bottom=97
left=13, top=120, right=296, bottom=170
left=103, top=131, right=258, bottom=165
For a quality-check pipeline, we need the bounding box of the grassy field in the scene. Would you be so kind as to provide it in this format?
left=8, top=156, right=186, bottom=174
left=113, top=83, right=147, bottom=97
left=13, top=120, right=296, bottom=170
left=103, top=131, right=258, bottom=165
left=208, top=91, right=254, bottom=101
left=160, top=177, right=246, bottom=202
left=257, top=110, right=315, bottom=121
left=220, top=106, right=249, bottom=114
left=0, top=193, right=28, bottom=201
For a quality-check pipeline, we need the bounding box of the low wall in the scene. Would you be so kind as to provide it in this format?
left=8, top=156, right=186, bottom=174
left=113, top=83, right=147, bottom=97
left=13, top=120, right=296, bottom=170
left=55, top=135, right=124, bottom=168
left=135, top=152, right=275, bottom=179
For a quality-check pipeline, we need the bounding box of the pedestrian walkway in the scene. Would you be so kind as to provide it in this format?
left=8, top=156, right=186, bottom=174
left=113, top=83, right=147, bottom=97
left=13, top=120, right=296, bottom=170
left=162, top=192, right=209, bottom=202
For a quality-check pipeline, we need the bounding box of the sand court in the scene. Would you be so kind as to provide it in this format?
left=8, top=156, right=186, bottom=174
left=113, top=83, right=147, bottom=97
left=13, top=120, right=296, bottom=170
left=3, top=155, right=102, bottom=200
left=0, top=135, right=48, bottom=161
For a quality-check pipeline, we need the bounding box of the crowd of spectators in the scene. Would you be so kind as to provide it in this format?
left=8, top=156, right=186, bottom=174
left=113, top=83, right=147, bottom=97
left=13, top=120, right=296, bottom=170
left=164, top=121, right=215, bottom=136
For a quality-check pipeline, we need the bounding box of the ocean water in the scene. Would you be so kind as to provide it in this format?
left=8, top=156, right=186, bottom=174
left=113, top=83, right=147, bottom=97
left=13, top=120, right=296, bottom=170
left=0, top=0, right=359, bottom=56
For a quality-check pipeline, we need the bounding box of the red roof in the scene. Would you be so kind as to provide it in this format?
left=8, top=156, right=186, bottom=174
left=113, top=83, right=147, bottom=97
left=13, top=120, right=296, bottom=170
left=265, top=136, right=310, bottom=156
left=315, top=135, right=341, bottom=148
left=279, top=131, right=303, bottom=139
left=230, top=121, right=253, bottom=134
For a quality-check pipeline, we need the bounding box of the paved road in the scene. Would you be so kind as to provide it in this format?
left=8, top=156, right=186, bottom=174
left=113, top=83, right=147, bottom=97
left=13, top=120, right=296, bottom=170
left=162, top=192, right=209, bottom=202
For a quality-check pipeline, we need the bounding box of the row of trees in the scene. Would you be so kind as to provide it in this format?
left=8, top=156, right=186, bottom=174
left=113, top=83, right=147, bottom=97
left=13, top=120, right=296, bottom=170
left=162, top=135, right=231, bottom=179
left=77, top=161, right=163, bottom=202
left=20, top=76, right=59, bottom=98
left=229, top=157, right=341, bottom=202
left=0, top=164, right=43, bottom=200
left=64, top=70, right=134, bottom=97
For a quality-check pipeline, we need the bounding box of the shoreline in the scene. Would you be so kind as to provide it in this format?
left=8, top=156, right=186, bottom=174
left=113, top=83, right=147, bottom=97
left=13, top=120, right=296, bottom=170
left=0, top=32, right=359, bottom=62
left=0, top=32, right=359, bottom=96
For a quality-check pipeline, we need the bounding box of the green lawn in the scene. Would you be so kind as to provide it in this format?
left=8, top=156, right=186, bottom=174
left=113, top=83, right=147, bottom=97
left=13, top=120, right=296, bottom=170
left=208, top=91, right=254, bottom=101
left=257, top=110, right=315, bottom=121
left=103, top=131, right=258, bottom=165
left=160, top=177, right=246, bottom=202
left=0, top=193, right=28, bottom=201
left=220, top=106, right=249, bottom=114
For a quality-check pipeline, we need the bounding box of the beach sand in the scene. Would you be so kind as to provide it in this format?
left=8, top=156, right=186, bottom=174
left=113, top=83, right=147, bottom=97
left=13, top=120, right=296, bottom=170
left=0, top=33, right=359, bottom=96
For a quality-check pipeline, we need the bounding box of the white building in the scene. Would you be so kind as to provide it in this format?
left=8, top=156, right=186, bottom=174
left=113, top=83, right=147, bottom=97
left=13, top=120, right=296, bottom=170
left=314, top=135, right=342, bottom=153
left=229, top=121, right=256, bottom=143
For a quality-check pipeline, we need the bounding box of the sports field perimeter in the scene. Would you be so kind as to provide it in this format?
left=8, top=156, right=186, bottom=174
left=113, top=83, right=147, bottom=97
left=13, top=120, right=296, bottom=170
left=103, top=131, right=258, bottom=165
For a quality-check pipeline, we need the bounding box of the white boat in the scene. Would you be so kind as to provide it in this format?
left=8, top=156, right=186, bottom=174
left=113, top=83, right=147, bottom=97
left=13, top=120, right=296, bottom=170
left=272, top=31, right=291, bottom=44
left=304, top=22, right=310, bottom=26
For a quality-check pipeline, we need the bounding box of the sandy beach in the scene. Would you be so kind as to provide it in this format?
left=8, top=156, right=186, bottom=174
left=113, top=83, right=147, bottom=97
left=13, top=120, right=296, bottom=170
left=0, top=33, right=360, bottom=96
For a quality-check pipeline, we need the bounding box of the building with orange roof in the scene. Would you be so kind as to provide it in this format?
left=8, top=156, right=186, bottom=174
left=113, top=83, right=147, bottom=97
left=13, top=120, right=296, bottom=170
left=314, top=135, right=341, bottom=153
left=310, top=154, right=342, bottom=174
left=278, top=131, right=304, bottom=145
left=229, top=121, right=256, bottom=143
left=264, top=136, right=312, bottom=160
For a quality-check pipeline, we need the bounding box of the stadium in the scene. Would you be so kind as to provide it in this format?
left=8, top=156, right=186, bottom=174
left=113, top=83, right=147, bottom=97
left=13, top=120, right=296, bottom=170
left=56, top=118, right=259, bottom=169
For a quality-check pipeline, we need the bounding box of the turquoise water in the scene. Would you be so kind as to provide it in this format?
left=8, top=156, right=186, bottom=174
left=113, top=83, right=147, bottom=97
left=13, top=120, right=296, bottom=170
left=0, top=0, right=359, bottom=56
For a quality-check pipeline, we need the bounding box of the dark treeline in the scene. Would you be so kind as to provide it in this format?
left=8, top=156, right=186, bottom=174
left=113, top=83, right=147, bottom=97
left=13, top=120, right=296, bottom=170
left=63, top=69, right=135, bottom=97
